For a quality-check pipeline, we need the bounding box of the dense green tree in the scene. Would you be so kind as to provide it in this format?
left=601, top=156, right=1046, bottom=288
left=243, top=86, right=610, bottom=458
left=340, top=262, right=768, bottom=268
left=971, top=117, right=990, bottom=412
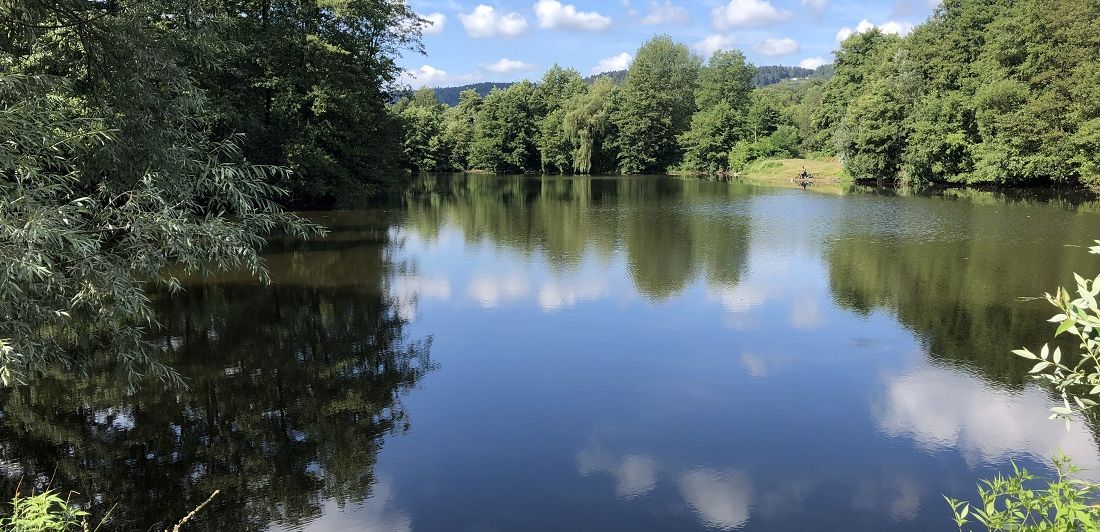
left=695, top=51, right=754, bottom=112
left=812, top=29, right=902, bottom=155
left=439, top=89, right=483, bottom=171
left=817, top=0, right=1100, bottom=186
left=835, top=45, right=918, bottom=180
left=612, top=36, right=702, bottom=174
left=470, top=82, right=540, bottom=173
left=562, top=77, right=618, bottom=174
left=396, top=88, right=447, bottom=172
left=192, top=0, right=423, bottom=207
left=0, top=2, right=322, bottom=385
left=679, top=50, right=754, bottom=174
left=536, top=66, right=587, bottom=173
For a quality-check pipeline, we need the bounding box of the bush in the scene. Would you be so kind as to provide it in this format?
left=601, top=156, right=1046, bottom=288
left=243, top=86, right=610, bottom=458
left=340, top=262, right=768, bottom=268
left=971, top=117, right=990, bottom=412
left=946, top=455, right=1099, bottom=531
left=2, top=491, right=87, bottom=532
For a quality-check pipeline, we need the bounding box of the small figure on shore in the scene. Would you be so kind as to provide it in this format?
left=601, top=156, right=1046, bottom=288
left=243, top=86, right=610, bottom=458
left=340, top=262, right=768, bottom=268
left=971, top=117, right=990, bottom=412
left=798, top=166, right=809, bottom=181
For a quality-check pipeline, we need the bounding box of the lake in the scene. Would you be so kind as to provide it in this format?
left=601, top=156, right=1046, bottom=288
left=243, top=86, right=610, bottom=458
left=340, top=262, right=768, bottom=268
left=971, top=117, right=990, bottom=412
left=3, top=175, right=1100, bottom=531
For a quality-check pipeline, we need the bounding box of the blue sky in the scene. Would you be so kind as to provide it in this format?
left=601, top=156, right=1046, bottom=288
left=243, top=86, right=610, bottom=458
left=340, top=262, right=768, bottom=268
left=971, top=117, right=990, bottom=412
left=399, top=0, right=939, bottom=88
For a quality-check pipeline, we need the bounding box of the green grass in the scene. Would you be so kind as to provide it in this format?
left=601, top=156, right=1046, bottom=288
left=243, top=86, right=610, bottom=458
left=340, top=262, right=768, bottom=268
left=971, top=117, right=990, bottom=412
left=739, top=156, right=847, bottom=182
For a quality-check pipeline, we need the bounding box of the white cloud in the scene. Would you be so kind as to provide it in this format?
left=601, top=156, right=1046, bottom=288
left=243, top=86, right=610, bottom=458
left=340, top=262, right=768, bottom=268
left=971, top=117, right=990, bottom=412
left=694, top=34, right=737, bottom=57
left=388, top=275, right=452, bottom=320
left=641, top=1, right=689, bottom=25
left=678, top=469, right=753, bottom=530
left=459, top=4, right=529, bottom=38
left=740, top=353, right=790, bottom=379
left=712, top=0, right=791, bottom=29
left=467, top=275, right=529, bottom=308
left=802, top=0, right=827, bottom=10
left=399, top=65, right=451, bottom=88
left=538, top=279, right=609, bottom=311
left=534, top=0, right=612, bottom=31
left=300, top=479, right=411, bottom=532
left=577, top=445, right=658, bottom=499
left=879, top=20, right=914, bottom=35
left=798, top=56, right=828, bottom=69
left=482, top=58, right=537, bottom=74
left=875, top=366, right=1100, bottom=472
left=790, top=294, right=823, bottom=329
left=420, top=12, right=447, bottom=35
left=591, top=52, right=633, bottom=74
left=836, top=18, right=913, bottom=41
left=753, top=37, right=800, bottom=56
left=707, top=283, right=767, bottom=313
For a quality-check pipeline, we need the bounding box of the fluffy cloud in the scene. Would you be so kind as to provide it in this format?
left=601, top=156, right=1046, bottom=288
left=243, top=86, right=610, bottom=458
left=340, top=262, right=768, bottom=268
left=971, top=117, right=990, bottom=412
left=538, top=278, right=609, bottom=311
left=753, top=37, right=800, bottom=56
left=482, top=58, right=537, bottom=74
left=534, top=0, right=612, bottom=31
left=388, top=275, right=451, bottom=321
left=460, top=5, right=529, bottom=38
left=678, top=469, right=754, bottom=530
left=712, top=0, right=791, bottom=29
left=467, top=275, right=529, bottom=308
left=798, top=56, right=828, bottom=69
left=591, top=52, right=633, bottom=74
left=420, top=12, right=447, bottom=35
left=694, top=34, right=737, bottom=57
left=875, top=366, right=1100, bottom=471
left=802, top=0, right=827, bottom=10
left=836, top=19, right=913, bottom=41
left=577, top=445, right=658, bottom=499
left=879, top=20, right=915, bottom=35
left=399, top=65, right=451, bottom=88
left=641, top=1, right=689, bottom=25
left=707, top=283, right=767, bottom=313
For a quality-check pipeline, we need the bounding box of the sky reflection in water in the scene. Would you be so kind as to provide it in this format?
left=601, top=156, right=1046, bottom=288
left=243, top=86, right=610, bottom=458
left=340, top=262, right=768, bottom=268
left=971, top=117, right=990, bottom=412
left=317, top=176, right=1100, bottom=531
left=2, top=176, right=1097, bottom=531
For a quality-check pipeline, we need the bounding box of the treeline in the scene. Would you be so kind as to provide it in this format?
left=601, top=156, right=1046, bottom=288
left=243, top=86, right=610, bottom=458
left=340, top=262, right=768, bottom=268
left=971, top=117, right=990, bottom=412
left=819, top=0, right=1100, bottom=186
left=396, top=36, right=824, bottom=176
left=400, top=0, right=1100, bottom=186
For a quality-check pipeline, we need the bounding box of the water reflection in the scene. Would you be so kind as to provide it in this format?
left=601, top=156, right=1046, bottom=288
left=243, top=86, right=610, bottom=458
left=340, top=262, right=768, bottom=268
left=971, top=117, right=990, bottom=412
left=576, top=445, right=658, bottom=500
left=5, top=175, right=1100, bottom=530
left=0, top=218, right=434, bottom=530
left=405, top=175, right=754, bottom=302
left=875, top=366, right=1100, bottom=470
left=678, top=469, right=753, bottom=531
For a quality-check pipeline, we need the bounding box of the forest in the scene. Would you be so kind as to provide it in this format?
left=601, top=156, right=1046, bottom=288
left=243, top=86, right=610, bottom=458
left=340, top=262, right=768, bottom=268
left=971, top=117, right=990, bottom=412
left=395, top=0, right=1100, bottom=187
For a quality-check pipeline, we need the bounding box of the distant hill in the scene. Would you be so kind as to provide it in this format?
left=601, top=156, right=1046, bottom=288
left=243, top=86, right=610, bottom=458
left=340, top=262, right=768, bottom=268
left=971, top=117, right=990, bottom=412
left=430, top=64, right=831, bottom=106
left=432, top=82, right=517, bottom=106
left=431, top=70, right=628, bottom=106
left=752, top=64, right=833, bottom=87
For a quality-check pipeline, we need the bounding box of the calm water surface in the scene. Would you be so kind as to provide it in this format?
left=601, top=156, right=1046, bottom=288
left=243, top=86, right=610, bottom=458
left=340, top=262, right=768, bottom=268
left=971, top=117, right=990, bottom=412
left=4, top=175, right=1100, bottom=531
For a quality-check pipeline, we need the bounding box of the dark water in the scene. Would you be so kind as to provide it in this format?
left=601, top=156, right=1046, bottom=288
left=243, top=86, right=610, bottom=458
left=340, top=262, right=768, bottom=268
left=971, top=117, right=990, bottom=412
left=4, top=175, right=1100, bottom=531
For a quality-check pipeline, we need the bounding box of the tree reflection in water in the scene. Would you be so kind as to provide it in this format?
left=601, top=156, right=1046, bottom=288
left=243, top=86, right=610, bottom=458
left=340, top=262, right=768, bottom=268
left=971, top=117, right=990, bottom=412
left=0, top=215, right=435, bottom=531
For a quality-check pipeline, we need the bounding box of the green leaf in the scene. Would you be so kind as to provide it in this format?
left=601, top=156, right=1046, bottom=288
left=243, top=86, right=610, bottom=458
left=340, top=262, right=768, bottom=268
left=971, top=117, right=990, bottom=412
left=1013, top=349, right=1038, bottom=360
left=1030, top=361, right=1051, bottom=373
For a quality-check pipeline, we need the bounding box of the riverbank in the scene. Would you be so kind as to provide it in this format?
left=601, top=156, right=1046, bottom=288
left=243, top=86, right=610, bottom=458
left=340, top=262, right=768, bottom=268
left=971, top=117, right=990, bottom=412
left=737, top=156, right=848, bottom=184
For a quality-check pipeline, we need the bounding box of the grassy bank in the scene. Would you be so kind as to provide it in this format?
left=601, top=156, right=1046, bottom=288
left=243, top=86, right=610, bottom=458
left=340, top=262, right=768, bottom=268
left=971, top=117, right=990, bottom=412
left=738, top=156, right=847, bottom=182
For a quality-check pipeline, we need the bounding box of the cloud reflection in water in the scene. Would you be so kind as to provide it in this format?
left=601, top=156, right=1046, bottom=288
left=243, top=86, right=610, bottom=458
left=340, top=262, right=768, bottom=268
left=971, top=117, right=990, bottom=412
left=875, top=365, right=1100, bottom=471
